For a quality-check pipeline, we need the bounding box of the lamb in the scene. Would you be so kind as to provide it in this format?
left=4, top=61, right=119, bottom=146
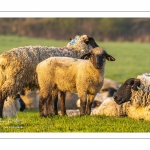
left=0, top=34, right=99, bottom=118
left=3, top=94, right=26, bottom=118
left=36, top=47, right=116, bottom=116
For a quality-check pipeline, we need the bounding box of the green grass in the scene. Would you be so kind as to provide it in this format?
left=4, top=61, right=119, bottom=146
left=1, top=35, right=150, bottom=132
left=1, top=35, right=150, bottom=83
left=0, top=35, right=67, bottom=54
left=1, top=109, right=150, bottom=132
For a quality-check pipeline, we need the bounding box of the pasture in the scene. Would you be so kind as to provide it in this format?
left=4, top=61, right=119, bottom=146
left=1, top=35, right=150, bottom=132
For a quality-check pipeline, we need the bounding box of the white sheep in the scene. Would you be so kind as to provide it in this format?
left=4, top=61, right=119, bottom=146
left=36, top=47, right=115, bottom=116
left=3, top=94, right=26, bottom=118
left=0, top=35, right=98, bottom=118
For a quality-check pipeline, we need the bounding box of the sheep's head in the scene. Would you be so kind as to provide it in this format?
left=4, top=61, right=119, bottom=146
left=80, top=47, right=115, bottom=69
left=15, top=94, right=26, bottom=111
left=67, top=35, right=99, bottom=49
left=113, top=78, right=141, bottom=105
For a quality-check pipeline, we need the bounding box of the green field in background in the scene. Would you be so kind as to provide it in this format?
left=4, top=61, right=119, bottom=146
left=1, top=35, right=150, bottom=83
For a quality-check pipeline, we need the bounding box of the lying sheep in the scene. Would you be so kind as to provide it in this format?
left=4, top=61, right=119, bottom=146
left=76, top=86, right=117, bottom=108
left=91, top=73, right=150, bottom=121
left=0, top=35, right=98, bottom=118
left=36, top=47, right=115, bottom=116
left=113, top=73, right=150, bottom=120
left=3, top=94, right=26, bottom=118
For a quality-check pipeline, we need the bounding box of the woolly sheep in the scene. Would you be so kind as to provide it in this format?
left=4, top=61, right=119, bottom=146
left=0, top=35, right=98, bottom=118
left=3, top=94, right=26, bottom=118
left=91, top=73, right=150, bottom=121
left=36, top=47, right=116, bottom=116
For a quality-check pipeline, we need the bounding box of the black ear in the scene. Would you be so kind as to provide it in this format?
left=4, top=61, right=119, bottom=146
left=132, top=79, right=141, bottom=91
left=104, top=51, right=116, bottom=61
left=80, top=52, right=91, bottom=59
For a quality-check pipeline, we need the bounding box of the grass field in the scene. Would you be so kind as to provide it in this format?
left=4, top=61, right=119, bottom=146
left=1, top=109, right=150, bottom=132
left=1, top=35, right=150, bottom=133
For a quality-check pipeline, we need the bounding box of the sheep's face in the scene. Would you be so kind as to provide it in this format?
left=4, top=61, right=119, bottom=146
left=81, top=47, right=115, bottom=69
left=67, top=35, right=99, bottom=49
left=84, top=36, right=99, bottom=48
left=15, top=94, right=26, bottom=111
left=113, top=78, right=141, bottom=105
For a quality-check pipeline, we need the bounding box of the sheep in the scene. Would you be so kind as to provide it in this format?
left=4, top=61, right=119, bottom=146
left=91, top=73, right=150, bottom=121
left=36, top=47, right=116, bottom=116
left=0, top=34, right=99, bottom=118
left=19, top=90, right=39, bottom=109
left=3, top=94, right=26, bottom=118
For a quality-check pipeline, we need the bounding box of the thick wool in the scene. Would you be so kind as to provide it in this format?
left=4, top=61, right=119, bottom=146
left=0, top=35, right=98, bottom=117
left=91, top=73, right=150, bottom=121
left=0, top=35, right=93, bottom=97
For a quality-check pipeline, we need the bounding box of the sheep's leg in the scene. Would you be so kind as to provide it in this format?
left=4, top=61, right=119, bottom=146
left=86, top=94, right=96, bottom=115
left=54, top=94, right=59, bottom=115
left=78, top=93, right=87, bottom=116
left=39, top=94, right=50, bottom=117
left=0, top=92, right=5, bottom=118
left=46, top=88, right=58, bottom=116
left=59, top=91, right=66, bottom=116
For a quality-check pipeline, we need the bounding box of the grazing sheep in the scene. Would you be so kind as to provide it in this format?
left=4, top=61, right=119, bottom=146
left=19, top=90, right=39, bottom=109
left=0, top=35, right=98, bottom=118
left=36, top=47, right=116, bottom=116
left=3, top=94, right=26, bottom=118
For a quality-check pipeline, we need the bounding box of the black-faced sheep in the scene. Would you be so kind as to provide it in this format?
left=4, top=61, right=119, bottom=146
left=36, top=47, right=115, bottom=116
left=0, top=35, right=98, bottom=118
left=90, top=73, right=150, bottom=121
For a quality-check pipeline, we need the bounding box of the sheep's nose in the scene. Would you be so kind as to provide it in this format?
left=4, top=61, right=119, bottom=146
left=113, top=94, right=117, bottom=100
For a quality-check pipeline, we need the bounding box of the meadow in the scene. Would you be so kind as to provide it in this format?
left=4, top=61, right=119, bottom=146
left=1, top=35, right=150, bottom=132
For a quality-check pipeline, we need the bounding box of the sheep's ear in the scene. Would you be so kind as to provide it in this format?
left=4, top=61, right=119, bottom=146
left=105, top=52, right=116, bottom=61
left=80, top=53, right=91, bottom=59
left=132, top=79, right=141, bottom=91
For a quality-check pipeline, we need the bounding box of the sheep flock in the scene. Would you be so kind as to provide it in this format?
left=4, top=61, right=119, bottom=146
left=0, top=34, right=99, bottom=118
left=1, top=34, right=150, bottom=122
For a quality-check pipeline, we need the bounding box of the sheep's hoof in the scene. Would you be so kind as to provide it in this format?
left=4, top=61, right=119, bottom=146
left=39, top=114, right=48, bottom=118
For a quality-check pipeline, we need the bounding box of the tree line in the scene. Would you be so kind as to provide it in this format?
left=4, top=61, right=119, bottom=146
left=0, top=18, right=150, bottom=42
